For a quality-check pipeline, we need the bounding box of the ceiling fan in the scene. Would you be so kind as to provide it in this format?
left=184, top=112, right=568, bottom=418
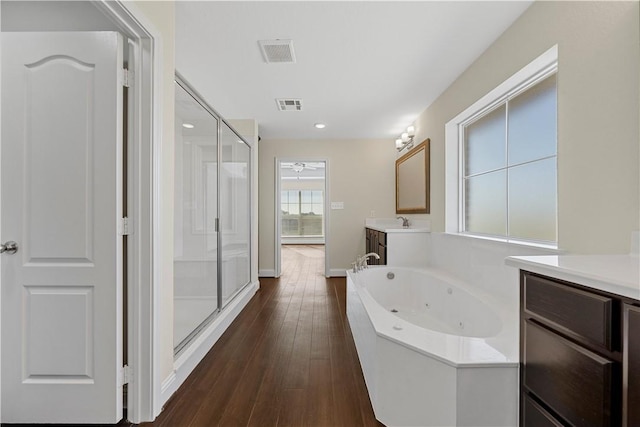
left=281, top=162, right=317, bottom=173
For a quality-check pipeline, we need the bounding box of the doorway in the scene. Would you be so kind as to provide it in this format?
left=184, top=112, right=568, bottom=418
left=275, top=159, right=329, bottom=278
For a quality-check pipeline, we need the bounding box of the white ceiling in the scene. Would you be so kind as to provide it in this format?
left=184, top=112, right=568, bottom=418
left=175, top=1, right=533, bottom=140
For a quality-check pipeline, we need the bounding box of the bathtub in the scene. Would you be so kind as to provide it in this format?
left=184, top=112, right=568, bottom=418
left=346, top=266, right=518, bottom=427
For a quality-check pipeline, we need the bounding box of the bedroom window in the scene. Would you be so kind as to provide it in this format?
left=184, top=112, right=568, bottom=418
left=281, top=190, right=324, bottom=237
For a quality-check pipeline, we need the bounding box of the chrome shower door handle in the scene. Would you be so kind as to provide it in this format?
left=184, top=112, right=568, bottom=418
left=0, top=241, right=18, bottom=255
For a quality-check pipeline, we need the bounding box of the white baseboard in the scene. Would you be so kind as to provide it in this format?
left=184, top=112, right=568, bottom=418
left=329, top=268, right=347, bottom=277
left=260, top=268, right=344, bottom=277
left=160, top=281, right=259, bottom=408
left=259, top=269, right=276, bottom=277
left=160, top=371, right=176, bottom=397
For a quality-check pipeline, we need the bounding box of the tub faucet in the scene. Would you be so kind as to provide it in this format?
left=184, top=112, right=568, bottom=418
left=397, top=216, right=410, bottom=228
left=359, top=252, right=381, bottom=270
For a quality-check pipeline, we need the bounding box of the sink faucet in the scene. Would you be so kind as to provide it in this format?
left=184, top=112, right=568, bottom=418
left=397, top=216, right=410, bottom=228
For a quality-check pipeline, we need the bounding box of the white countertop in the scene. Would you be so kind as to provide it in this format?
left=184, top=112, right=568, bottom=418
left=364, top=218, right=430, bottom=233
left=505, top=254, right=640, bottom=300
left=366, top=225, right=430, bottom=233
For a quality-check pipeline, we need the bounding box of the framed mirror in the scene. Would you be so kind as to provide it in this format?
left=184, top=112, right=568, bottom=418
left=396, top=138, right=430, bottom=214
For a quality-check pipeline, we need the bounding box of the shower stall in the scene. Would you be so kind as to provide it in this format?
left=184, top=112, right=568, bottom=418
left=173, top=76, right=251, bottom=354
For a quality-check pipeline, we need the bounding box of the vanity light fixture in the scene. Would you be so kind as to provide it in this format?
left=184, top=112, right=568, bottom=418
left=314, top=123, right=326, bottom=129
left=396, top=125, right=415, bottom=152
left=182, top=123, right=195, bottom=129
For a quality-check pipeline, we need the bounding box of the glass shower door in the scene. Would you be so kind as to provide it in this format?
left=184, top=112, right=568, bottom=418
left=220, top=122, right=251, bottom=307
left=173, top=81, right=219, bottom=353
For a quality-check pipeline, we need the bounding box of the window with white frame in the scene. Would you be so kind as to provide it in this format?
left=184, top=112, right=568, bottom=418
left=446, top=46, right=558, bottom=246
left=281, top=190, right=324, bottom=237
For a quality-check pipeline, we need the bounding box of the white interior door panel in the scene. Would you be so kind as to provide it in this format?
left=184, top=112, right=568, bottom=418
left=1, top=32, right=123, bottom=424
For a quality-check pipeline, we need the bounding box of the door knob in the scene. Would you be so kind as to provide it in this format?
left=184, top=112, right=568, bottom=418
left=0, top=241, right=18, bottom=254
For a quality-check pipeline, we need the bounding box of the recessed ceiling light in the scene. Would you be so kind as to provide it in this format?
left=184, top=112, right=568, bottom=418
left=182, top=123, right=194, bottom=129
left=314, top=123, right=326, bottom=129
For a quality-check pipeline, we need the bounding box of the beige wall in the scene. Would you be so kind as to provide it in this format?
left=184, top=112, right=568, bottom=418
left=259, top=139, right=397, bottom=275
left=132, top=0, right=176, bottom=383
left=413, top=1, right=639, bottom=254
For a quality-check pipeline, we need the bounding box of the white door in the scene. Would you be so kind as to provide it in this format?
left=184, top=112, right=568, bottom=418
left=1, top=32, right=124, bottom=424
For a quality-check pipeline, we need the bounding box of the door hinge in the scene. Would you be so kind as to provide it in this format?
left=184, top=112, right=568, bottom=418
left=118, top=217, right=133, bottom=236
left=120, top=364, right=132, bottom=386
left=215, top=217, right=220, bottom=233
left=121, top=68, right=132, bottom=88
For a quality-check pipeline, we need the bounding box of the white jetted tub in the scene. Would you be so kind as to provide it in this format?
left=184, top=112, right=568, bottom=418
left=346, top=266, right=518, bottom=427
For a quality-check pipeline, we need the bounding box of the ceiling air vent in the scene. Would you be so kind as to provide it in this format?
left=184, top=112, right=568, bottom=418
left=259, top=39, right=296, bottom=64
left=276, top=98, right=303, bottom=111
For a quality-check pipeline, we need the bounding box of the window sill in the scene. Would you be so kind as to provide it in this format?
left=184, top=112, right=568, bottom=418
left=444, top=232, right=562, bottom=253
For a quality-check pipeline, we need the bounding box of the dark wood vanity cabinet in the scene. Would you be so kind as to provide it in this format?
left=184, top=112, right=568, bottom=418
left=365, top=228, right=386, bottom=265
left=520, top=272, right=640, bottom=427
left=623, top=303, right=640, bottom=426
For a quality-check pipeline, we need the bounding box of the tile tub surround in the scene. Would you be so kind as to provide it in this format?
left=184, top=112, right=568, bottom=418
left=425, top=233, right=559, bottom=308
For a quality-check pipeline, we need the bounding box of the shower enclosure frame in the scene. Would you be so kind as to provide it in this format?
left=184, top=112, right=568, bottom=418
left=173, top=73, right=252, bottom=356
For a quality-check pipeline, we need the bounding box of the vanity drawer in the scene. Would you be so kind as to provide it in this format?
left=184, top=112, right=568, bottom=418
left=524, top=273, right=613, bottom=350
left=524, top=320, right=616, bottom=427
left=523, top=394, right=563, bottom=427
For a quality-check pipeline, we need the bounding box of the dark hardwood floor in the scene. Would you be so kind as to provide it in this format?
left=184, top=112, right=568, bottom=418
left=145, top=245, right=383, bottom=427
